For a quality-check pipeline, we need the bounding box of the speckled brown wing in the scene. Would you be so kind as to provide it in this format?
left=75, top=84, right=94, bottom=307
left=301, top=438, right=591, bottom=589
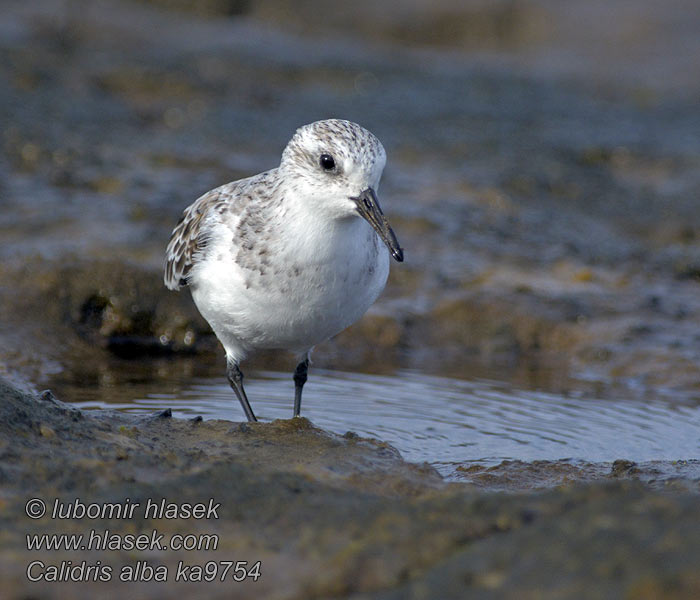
left=164, top=184, right=236, bottom=290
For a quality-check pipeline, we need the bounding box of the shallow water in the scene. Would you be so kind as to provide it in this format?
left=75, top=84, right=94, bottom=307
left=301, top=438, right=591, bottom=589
left=4, top=0, right=700, bottom=488
left=67, top=369, right=700, bottom=477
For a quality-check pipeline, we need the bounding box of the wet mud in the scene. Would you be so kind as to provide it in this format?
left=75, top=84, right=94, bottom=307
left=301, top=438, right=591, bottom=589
left=2, top=0, right=700, bottom=597
left=2, top=0, right=700, bottom=394
left=3, top=378, right=700, bottom=599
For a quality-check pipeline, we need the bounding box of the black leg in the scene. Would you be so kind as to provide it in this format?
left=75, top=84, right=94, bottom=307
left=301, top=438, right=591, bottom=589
left=226, top=362, right=257, bottom=422
left=293, top=358, right=309, bottom=418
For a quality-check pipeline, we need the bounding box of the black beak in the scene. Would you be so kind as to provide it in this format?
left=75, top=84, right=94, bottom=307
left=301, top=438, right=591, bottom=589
left=351, top=188, right=404, bottom=262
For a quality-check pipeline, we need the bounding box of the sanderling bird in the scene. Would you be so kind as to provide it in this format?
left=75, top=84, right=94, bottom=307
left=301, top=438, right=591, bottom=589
left=164, top=119, right=403, bottom=422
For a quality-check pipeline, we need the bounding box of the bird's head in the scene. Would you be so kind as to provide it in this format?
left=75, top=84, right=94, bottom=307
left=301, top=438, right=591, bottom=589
left=280, top=119, right=403, bottom=262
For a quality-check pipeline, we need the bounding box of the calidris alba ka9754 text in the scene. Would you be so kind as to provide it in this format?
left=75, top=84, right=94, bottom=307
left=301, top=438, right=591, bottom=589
left=164, top=119, right=403, bottom=422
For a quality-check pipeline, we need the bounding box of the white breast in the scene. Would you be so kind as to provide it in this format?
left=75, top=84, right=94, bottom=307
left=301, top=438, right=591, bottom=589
left=190, top=212, right=389, bottom=363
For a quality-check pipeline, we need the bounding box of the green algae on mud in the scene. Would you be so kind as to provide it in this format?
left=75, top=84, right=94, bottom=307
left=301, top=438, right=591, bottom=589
left=2, top=376, right=700, bottom=599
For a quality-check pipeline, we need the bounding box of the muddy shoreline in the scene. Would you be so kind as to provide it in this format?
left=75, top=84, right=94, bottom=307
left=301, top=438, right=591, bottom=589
left=3, top=377, right=700, bottom=599
left=3, top=0, right=700, bottom=396
left=2, top=0, right=700, bottom=596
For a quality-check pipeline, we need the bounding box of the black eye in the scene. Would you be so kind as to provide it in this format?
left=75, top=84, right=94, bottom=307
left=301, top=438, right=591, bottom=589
left=319, top=153, right=336, bottom=171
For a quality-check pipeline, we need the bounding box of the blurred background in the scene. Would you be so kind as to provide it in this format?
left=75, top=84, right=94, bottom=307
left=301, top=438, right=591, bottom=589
left=2, top=0, right=700, bottom=469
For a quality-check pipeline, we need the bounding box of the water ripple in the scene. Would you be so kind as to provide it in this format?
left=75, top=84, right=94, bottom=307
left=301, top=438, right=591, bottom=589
left=67, top=368, right=700, bottom=476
